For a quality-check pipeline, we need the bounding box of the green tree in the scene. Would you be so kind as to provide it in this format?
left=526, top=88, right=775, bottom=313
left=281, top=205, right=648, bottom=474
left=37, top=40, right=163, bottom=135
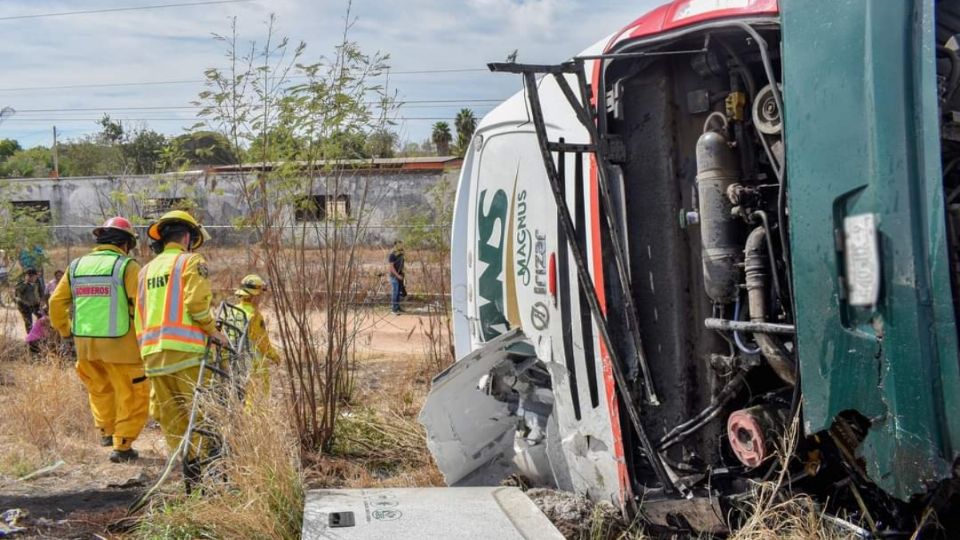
left=0, top=139, right=21, bottom=162
left=0, top=146, right=54, bottom=178
left=0, top=188, right=51, bottom=268
left=169, top=131, right=238, bottom=167
left=98, top=114, right=125, bottom=145
left=431, top=121, right=452, bottom=156
left=94, top=116, right=170, bottom=173
left=123, top=128, right=168, bottom=174
left=247, top=126, right=305, bottom=162
left=453, top=108, right=477, bottom=157
left=325, top=130, right=369, bottom=160
left=365, top=129, right=397, bottom=158
left=58, top=137, right=125, bottom=176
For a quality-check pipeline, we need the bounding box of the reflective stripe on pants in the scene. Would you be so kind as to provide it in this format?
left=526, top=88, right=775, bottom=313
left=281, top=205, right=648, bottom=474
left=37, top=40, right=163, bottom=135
left=149, top=365, right=209, bottom=459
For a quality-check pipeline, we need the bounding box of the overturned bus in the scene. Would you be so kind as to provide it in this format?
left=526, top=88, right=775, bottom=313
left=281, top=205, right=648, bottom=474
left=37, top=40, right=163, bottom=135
left=421, top=0, right=960, bottom=535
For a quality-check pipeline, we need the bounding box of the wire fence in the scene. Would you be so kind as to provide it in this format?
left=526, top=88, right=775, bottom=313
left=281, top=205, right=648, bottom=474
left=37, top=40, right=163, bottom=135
left=25, top=223, right=449, bottom=264
left=0, top=224, right=452, bottom=303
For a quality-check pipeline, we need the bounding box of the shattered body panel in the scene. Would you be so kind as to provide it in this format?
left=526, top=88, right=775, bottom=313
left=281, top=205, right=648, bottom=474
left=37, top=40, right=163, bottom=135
left=419, top=330, right=547, bottom=486
left=783, top=0, right=960, bottom=500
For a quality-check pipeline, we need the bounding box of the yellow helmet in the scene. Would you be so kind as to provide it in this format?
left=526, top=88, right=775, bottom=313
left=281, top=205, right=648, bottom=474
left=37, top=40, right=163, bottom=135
left=235, top=273, right=268, bottom=297
left=147, top=210, right=211, bottom=250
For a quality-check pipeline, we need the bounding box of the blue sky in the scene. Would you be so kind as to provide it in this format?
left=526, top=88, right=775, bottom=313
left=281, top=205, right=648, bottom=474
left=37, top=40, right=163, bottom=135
left=0, top=0, right=661, bottom=149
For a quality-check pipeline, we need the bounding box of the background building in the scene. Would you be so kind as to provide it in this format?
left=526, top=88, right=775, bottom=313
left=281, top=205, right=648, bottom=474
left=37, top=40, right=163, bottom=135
left=4, top=156, right=461, bottom=246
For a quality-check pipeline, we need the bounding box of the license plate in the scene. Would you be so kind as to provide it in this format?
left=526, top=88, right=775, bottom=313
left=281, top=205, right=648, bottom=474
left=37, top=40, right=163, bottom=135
left=843, top=213, right=880, bottom=307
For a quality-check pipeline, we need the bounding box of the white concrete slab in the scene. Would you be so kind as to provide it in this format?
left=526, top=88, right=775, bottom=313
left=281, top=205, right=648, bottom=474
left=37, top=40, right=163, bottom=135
left=302, top=486, right=564, bottom=540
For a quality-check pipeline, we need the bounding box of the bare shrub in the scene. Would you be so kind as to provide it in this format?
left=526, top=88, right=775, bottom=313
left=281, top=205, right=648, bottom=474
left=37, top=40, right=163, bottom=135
left=194, top=5, right=397, bottom=454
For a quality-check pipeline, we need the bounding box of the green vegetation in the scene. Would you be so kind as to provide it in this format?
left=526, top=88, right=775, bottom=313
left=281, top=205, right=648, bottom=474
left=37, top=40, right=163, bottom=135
left=431, top=121, right=452, bottom=155
left=0, top=107, right=475, bottom=178
left=454, top=108, right=477, bottom=157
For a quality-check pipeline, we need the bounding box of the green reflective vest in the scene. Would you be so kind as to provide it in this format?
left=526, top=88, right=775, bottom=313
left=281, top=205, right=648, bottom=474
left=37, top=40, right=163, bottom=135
left=135, top=252, right=208, bottom=357
left=69, top=250, right=132, bottom=338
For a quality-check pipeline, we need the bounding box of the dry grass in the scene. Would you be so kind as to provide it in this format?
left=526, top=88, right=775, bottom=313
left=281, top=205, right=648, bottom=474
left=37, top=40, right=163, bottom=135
left=573, top=486, right=856, bottom=540
left=568, top=415, right=865, bottom=540
left=0, top=310, right=29, bottom=362
left=730, top=484, right=858, bottom=540
left=0, top=355, right=97, bottom=479
left=729, top=416, right=861, bottom=540
left=588, top=509, right=648, bottom=540
left=136, top=397, right=304, bottom=540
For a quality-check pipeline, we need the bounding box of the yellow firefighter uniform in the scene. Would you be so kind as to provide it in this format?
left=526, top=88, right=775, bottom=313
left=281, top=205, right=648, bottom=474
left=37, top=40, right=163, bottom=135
left=49, top=245, right=149, bottom=452
left=134, top=242, right=219, bottom=456
left=232, top=298, right=280, bottom=406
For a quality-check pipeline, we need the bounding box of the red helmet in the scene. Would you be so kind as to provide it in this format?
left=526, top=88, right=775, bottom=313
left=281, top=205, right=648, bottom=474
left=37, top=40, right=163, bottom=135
left=93, top=216, right=138, bottom=246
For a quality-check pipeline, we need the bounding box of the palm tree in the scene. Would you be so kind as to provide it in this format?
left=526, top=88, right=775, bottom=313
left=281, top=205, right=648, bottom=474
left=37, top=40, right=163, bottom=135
left=431, top=121, right=452, bottom=156
left=454, top=108, right=477, bottom=157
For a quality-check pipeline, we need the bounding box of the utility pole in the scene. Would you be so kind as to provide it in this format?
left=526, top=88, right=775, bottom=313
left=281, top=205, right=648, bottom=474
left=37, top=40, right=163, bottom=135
left=52, top=125, right=60, bottom=178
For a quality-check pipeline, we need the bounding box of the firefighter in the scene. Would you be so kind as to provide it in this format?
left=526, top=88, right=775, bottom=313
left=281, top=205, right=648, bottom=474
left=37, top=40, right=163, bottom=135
left=48, top=217, right=149, bottom=463
left=134, top=210, right=229, bottom=485
left=229, top=274, right=280, bottom=407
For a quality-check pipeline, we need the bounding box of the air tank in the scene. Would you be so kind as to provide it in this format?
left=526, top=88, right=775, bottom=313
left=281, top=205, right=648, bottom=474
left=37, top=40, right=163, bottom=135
left=695, top=130, right=743, bottom=304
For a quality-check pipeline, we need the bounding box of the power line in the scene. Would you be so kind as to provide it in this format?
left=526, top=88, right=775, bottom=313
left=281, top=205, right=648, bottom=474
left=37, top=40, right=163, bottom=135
left=399, top=98, right=499, bottom=103
left=0, top=0, right=253, bottom=22
left=0, top=68, right=489, bottom=93
left=14, top=100, right=502, bottom=113
left=0, top=79, right=199, bottom=92
left=0, top=117, right=473, bottom=122
left=387, top=68, right=486, bottom=75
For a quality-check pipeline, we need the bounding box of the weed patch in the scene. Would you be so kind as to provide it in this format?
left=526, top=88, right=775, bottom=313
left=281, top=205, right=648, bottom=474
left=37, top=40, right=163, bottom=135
left=331, top=407, right=435, bottom=478
left=137, top=398, right=303, bottom=540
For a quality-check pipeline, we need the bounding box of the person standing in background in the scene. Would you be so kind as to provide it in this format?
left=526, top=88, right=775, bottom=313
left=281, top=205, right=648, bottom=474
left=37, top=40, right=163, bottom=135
left=15, top=268, right=43, bottom=334
left=45, top=269, right=64, bottom=300
left=387, top=240, right=405, bottom=314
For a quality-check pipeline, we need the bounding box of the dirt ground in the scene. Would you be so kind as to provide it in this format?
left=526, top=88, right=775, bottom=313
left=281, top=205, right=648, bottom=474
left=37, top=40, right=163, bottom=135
left=0, top=302, right=440, bottom=539
left=0, top=428, right=167, bottom=539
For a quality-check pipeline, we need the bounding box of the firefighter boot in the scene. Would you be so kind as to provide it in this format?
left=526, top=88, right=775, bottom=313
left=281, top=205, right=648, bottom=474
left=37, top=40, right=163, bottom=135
left=109, top=448, right=139, bottom=463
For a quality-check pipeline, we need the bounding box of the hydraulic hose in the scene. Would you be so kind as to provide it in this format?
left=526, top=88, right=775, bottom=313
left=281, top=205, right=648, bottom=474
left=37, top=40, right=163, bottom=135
left=745, top=227, right=796, bottom=385
left=751, top=210, right=784, bottom=313
left=715, top=36, right=757, bottom=101
left=731, top=21, right=795, bottom=316
left=657, top=372, right=747, bottom=451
